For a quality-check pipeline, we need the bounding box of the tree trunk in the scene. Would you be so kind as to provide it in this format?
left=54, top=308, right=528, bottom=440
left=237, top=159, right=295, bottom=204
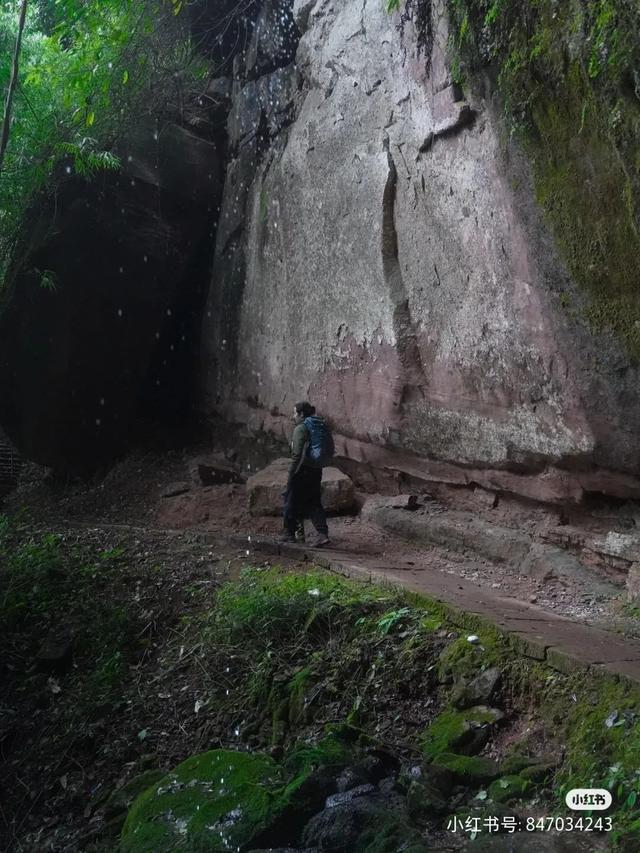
left=0, top=0, right=29, bottom=176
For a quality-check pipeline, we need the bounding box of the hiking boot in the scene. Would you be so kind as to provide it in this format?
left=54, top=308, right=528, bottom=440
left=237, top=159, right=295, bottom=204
left=310, top=534, right=330, bottom=548
left=278, top=532, right=296, bottom=543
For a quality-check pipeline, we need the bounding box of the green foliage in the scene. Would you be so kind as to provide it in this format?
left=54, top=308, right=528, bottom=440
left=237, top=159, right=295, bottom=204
left=386, top=0, right=402, bottom=12
left=376, top=606, right=411, bottom=635
left=0, top=0, right=199, bottom=279
left=549, top=675, right=640, bottom=846
left=0, top=524, right=66, bottom=626
left=0, top=514, right=135, bottom=697
left=208, top=567, right=399, bottom=646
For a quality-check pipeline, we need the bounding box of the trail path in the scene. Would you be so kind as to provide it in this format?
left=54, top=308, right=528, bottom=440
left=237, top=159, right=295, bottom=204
left=7, top=445, right=640, bottom=688
left=234, top=533, right=640, bottom=685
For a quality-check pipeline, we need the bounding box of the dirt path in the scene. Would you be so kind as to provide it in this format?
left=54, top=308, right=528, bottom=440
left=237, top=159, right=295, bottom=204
left=5, top=446, right=640, bottom=682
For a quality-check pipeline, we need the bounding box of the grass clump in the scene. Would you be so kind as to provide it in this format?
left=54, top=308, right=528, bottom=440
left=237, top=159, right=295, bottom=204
left=198, top=568, right=448, bottom=750
left=0, top=514, right=140, bottom=701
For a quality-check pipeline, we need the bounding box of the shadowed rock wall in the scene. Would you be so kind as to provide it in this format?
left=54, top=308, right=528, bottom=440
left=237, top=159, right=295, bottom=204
left=200, top=0, right=640, bottom=503
left=0, top=109, right=226, bottom=473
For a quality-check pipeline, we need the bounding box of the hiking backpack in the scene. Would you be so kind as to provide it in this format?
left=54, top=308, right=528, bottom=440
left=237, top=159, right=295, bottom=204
left=303, top=416, right=335, bottom=467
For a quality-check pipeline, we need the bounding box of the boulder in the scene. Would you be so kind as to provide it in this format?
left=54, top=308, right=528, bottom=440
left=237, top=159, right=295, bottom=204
left=406, top=779, right=449, bottom=821
left=247, top=458, right=355, bottom=516
left=451, top=667, right=502, bottom=710
left=301, top=795, right=426, bottom=852
left=627, top=562, right=640, bottom=603
left=487, top=774, right=532, bottom=804
left=431, top=753, right=502, bottom=784
left=121, top=749, right=288, bottom=853
left=421, top=707, right=504, bottom=760
left=160, top=481, right=191, bottom=498
left=192, top=454, right=246, bottom=485
left=104, top=769, right=166, bottom=820
left=336, top=766, right=370, bottom=793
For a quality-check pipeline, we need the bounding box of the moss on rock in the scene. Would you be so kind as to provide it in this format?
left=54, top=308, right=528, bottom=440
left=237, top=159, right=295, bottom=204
left=487, top=774, right=532, bottom=803
left=420, top=706, right=503, bottom=759
left=447, top=0, right=640, bottom=357
left=437, top=632, right=503, bottom=684
left=121, top=749, right=288, bottom=853
left=431, top=752, right=502, bottom=783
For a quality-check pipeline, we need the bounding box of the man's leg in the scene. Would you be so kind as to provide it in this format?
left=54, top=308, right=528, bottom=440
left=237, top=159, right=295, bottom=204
left=307, top=468, right=329, bottom=539
left=282, top=480, right=299, bottom=539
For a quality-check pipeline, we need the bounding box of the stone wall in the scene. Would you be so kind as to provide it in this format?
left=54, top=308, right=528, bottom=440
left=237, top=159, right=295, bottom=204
left=200, top=0, right=640, bottom=503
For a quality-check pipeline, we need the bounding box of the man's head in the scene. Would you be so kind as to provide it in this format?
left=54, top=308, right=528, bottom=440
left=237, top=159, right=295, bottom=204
left=294, top=401, right=315, bottom=422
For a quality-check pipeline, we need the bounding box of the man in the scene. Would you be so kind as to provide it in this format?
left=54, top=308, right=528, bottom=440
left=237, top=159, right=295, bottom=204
left=280, top=401, right=331, bottom=547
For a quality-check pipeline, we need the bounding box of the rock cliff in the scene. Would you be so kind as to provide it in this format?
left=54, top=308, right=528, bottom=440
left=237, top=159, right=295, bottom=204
left=2, top=0, right=640, bottom=504
left=200, top=0, right=640, bottom=503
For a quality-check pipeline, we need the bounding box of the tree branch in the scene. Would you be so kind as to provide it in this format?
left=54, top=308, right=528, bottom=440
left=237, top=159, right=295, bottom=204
left=0, top=0, right=29, bottom=177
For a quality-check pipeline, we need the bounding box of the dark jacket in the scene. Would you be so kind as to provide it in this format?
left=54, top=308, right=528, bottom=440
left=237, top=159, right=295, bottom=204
left=289, top=421, right=308, bottom=479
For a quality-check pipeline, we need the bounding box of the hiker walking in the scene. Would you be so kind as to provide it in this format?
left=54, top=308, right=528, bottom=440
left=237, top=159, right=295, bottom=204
left=281, top=401, right=334, bottom=547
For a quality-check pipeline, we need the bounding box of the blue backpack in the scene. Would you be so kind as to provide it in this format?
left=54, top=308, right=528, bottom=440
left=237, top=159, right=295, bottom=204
left=303, top=416, right=335, bottom=467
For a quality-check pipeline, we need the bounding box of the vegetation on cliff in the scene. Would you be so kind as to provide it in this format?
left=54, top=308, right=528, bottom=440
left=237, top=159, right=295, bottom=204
left=446, top=0, right=640, bottom=357
left=0, top=0, right=202, bottom=279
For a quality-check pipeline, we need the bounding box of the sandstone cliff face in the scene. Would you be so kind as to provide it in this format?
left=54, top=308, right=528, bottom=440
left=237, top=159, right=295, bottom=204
left=201, top=0, right=640, bottom=502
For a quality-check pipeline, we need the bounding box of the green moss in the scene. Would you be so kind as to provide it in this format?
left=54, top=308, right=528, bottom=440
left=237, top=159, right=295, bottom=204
left=121, top=750, right=287, bottom=853
left=431, top=752, right=502, bottom=783
left=284, top=730, right=355, bottom=775
left=534, top=671, right=640, bottom=846
left=487, top=774, right=532, bottom=803
left=447, top=0, right=640, bottom=358
left=437, top=632, right=503, bottom=682
left=420, top=707, right=502, bottom=759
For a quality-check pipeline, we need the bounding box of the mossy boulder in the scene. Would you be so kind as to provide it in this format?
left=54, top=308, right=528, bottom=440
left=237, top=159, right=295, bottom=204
left=105, top=769, right=167, bottom=819
left=431, top=753, right=502, bottom=784
left=406, top=779, right=449, bottom=821
left=437, top=635, right=502, bottom=684
left=450, top=667, right=502, bottom=709
left=520, top=762, right=557, bottom=783
left=121, top=749, right=289, bottom=852
left=420, top=706, right=504, bottom=759
left=487, top=775, right=532, bottom=804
